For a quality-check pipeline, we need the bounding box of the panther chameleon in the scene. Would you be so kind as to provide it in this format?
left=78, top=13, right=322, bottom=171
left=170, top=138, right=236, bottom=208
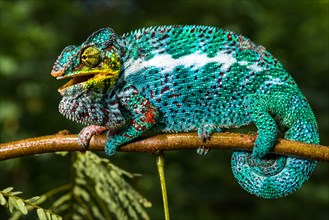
left=51, top=25, right=319, bottom=199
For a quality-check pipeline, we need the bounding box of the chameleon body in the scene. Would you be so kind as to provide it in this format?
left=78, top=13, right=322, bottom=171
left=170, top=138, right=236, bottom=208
left=51, top=25, right=319, bottom=199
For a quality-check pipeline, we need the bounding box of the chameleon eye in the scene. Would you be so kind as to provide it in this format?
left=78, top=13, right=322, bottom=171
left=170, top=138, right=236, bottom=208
left=80, top=46, right=101, bottom=67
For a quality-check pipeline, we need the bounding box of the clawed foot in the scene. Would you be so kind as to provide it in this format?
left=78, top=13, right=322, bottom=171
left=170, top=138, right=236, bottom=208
left=197, top=124, right=215, bottom=143
left=78, top=125, right=109, bottom=152
left=196, top=146, right=210, bottom=156
left=196, top=125, right=218, bottom=156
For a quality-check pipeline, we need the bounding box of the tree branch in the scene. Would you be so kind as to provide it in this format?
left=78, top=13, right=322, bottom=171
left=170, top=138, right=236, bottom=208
left=0, top=131, right=328, bottom=162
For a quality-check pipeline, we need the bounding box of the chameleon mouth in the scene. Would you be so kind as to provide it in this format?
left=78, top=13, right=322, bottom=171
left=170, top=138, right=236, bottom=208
left=52, top=68, right=120, bottom=95
left=57, top=73, right=94, bottom=95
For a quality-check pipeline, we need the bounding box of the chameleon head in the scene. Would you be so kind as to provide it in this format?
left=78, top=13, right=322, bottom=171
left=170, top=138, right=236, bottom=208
left=51, top=28, right=126, bottom=127
left=51, top=28, right=122, bottom=96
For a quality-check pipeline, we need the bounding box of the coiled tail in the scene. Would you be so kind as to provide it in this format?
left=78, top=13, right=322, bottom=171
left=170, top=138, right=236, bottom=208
left=231, top=152, right=316, bottom=199
left=231, top=94, right=319, bottom=199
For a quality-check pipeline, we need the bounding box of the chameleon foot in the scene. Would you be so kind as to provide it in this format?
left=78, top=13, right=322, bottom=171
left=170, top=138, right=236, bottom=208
left=197, top=124, right=216, bottom=142
left=196, top=125, right=220, bottom=155
left=196, top=146, right=210, bottom=156
left=78, top=125, right=109, bottom=151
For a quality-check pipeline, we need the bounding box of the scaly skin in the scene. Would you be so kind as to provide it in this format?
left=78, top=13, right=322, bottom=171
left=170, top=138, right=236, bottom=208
left=51, top=25, right=319, bottom=199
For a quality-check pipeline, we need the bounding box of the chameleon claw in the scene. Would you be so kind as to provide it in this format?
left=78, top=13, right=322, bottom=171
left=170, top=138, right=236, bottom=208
left=197, top=124, right=216, bottom=155
left=196, top=146, right=210, bottom=156
left=200, top=136, right=211, bottom=143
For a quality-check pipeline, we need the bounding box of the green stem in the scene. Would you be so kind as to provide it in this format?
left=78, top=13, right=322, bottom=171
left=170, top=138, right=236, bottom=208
left=156, top=151, right=170, bottom=220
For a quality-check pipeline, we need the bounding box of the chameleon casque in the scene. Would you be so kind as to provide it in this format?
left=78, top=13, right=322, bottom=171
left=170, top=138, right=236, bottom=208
left=51, top=25, right=319, bottom=199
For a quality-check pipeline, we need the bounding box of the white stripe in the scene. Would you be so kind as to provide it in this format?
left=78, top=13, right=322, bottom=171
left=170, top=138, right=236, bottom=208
left=248, top=62, right=264, bottom=72
left=124, top=51, right=237, bottom=76
left=263, top=78, right=285, bottom=86
left=238, top=61, right=264, bottom=72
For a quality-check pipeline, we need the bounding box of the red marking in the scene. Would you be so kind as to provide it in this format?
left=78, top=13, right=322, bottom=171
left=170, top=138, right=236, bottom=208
left=150, top=90, right=154, bottom=98
left=121, top=50, right=126, bottom=57
left=109, top=100, right=117, bottom=105
left=158, top=28, right=165, bottom=34
left=82, top=112, right=90, bottom=118
left=227, top=33, right=232, bottom=40
left=159, top=34, right=169, bottom=41
left=101, top=108, right=110, bottom=124
left=123, top=133, right=134, bottom=139
left=132, top=120, right=146, bottom=131
left=164, top=74, right=169, bottom=83
left=141, top=101, right=157, bottom=125
left=161, top=86, right=170, bottom=94
left=71, top=106, right=77, bottom=113
left=143, top=107, right=157, bottom=124
left=73, top=63, right=84, bottom=71
left=168, top=93, right=181, bottom=98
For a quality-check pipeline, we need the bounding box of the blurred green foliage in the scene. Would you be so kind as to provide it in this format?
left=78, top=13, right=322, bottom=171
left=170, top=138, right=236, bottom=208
left=0, top=0, right=328, bottom=219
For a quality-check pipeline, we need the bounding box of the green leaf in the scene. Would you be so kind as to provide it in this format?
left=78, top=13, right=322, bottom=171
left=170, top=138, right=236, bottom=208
left=0, top=193, right=7, bottom=205
left=37, top=208, right=46, bottom=219
left=51, top=194, right=70, bottom=209
left=2, top=187, right=14, bottom=193
left=51, top=214, right=62, bottom=220
left=46, top=211, right=52, bottom=219
left=16, top=199, right=28, bottom=214
left=10, top=191, right=23, bottom=196
left=91, top=205, right=104, bottom=220
left=25, top=196, right=41, bottom=203
left=8, top=197, right=16, bottom=213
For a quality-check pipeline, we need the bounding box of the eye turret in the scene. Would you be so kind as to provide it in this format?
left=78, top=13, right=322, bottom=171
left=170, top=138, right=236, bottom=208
left=80, top=46, right=101, bottom=67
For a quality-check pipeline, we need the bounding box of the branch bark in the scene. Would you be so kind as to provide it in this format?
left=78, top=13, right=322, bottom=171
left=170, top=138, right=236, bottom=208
left=0, top=131, right=328, bottom=162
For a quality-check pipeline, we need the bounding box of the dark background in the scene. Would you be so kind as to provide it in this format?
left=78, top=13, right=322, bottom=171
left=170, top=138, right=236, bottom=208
left=0, top=0, right=328, bottom=219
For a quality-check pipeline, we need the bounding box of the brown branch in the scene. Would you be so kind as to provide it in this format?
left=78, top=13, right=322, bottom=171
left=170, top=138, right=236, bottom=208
left=0, top=131, right=328, bottom=162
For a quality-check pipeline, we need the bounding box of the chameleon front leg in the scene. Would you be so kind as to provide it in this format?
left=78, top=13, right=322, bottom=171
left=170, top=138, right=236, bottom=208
left=78, top=125, right=109, bottom=150
left=104, top=85, right=159, bottom=156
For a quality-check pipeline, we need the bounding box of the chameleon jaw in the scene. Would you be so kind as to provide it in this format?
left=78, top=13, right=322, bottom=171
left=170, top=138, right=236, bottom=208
left=57, top=73, right=94, bottom=95
left=54, top=69, right=120, bottom=95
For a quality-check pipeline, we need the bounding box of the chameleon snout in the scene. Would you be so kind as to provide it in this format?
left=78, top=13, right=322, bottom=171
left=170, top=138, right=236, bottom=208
left=51, top=69, right=64, bottom=77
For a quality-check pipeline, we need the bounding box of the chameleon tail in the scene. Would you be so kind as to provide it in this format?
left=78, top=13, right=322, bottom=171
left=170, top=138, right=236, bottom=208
left=231, top=94, right=319, bottom=199
left=231, top=152, right=316, bottom=199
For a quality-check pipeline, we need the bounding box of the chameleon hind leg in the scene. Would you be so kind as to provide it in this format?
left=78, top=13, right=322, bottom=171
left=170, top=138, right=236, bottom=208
left=196, top=125, right=222, bottom=155
left=231, top=93, right=318, bottom=198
